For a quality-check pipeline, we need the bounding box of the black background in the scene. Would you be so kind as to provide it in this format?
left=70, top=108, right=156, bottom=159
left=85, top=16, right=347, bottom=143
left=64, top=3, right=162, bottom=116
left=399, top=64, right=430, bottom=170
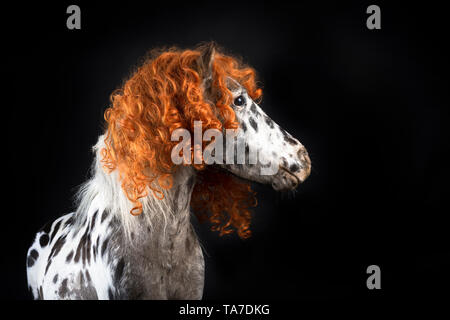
left=2, top=1, right=449, bottom=302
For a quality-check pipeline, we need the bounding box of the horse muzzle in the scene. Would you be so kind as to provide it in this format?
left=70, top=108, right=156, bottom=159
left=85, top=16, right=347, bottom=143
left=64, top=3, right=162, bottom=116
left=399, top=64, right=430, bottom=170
left=272, top=147, right=311, bottom=191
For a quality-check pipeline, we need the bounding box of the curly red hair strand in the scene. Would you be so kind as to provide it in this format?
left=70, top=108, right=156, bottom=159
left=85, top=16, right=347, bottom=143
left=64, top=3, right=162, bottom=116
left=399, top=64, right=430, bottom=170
left=101, top=44, right=262, bottom=238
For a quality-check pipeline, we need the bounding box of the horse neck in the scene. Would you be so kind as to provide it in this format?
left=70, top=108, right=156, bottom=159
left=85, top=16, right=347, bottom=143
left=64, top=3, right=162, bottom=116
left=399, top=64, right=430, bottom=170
left=131, top=165, right=196, bottom=242
left=75, top=136, right=197, bottom=248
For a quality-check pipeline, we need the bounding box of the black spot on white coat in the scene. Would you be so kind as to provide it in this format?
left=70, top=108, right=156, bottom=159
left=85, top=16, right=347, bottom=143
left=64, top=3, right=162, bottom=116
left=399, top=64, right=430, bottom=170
left=101, top=210, right=109, bottom=224
left=66, top=250, right=74, bottom=263
left=250, top=103, right=258, bottom=114
left=240, top=121, right=247, bottom=132
left=39, top=234, right=49, bottom=247
left=50, top=220, right=62, bottom=242
left=249, top=117, right=258, bottom=131
left=27, top=249, right=39, bottom=267
left=281, top=129, right=298, bottom=145
left=59, top=278, right=68, bottom=298
left=264, top=115, right=274, bottom=129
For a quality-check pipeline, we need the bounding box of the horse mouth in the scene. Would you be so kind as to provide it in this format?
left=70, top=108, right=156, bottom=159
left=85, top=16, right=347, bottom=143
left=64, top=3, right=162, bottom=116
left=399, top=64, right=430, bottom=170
left=272, top=165, right=308, bottom=191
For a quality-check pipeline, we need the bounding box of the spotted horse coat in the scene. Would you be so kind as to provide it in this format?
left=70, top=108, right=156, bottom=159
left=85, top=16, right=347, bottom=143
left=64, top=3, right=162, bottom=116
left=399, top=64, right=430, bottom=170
left=26, top=142, right=204, bottom=300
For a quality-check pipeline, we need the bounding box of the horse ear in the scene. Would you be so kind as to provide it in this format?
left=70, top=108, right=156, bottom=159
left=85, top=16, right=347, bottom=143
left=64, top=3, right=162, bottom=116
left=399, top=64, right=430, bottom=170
left=199, top=42, right=216, bottom=78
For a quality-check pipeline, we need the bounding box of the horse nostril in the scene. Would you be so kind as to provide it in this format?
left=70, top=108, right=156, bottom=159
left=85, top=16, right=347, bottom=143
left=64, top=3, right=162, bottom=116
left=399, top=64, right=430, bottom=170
left=289, top=163, right=300, bottom=172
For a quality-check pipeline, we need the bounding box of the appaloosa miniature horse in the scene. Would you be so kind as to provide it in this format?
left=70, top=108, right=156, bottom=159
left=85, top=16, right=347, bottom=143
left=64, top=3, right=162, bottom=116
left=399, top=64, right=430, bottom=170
left=26, top=43, right=311, bottom=299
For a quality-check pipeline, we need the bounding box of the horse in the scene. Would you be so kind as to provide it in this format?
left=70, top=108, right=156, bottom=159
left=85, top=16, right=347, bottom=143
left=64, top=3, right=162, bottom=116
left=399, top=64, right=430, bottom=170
left=26, top=43, right=311, bottom=299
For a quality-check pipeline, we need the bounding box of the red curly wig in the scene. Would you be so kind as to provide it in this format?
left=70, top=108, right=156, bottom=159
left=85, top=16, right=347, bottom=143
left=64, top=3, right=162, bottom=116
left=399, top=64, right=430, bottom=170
left=101, top=43, right=262, bottom=238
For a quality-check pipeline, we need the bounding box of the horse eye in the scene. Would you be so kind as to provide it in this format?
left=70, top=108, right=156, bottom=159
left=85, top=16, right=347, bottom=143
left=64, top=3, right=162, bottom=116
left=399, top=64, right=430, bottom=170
left=234, top=95, right=246, bottom=106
